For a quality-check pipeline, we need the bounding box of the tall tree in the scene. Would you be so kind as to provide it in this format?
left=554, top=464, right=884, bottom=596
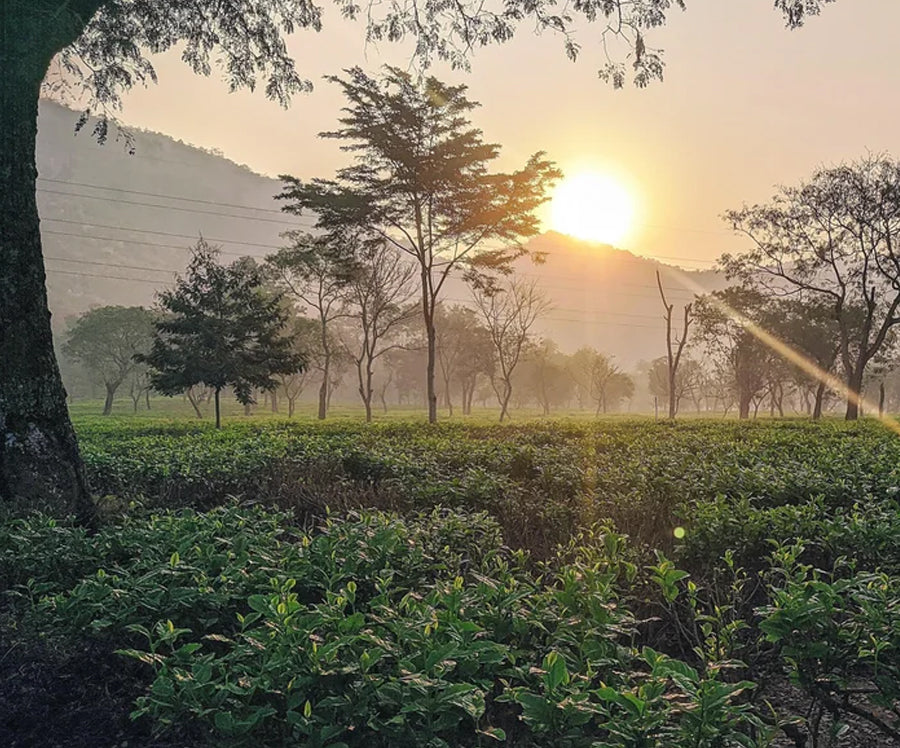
left=62, top=305, right=155, bottom=416
left=0, top=0, right=836, bottom=513
left=278, top=67, right=560, bottom=423
left=141, top=242, right=303, bottom=429
left=723, top=156, right=900, bottom=419
left=267, top=233, right=355, bottom=420
left=473, top=278, right=551, bottom=422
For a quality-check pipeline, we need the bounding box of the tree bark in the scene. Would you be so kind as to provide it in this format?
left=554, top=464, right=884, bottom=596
left=424, top=305, right=438, bottom=423
left=845, top=366, right=864, bottom=421
left=102, top=383, right=117, bottom=416
left=812, top=381, right=826, bottom=420
left=0, top=6, right=97, bottom=520
left=214, top=388, right=222, bottom=428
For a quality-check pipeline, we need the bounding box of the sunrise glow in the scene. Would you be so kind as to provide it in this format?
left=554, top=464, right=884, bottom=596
left=550, top=172, right=636, bottom=246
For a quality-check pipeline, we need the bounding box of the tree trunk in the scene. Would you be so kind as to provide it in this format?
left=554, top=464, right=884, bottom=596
left=187, top=387, right=204, bottom=418
left=499, top=381, right=512, bottom=422
left=102, top=383, right=117, bottom=416
left=145, top=389, right=151, bottom=410
left=214, top=388, right=222, bottom=429
left=879, top=381, right=886, bottom=418
left=0, top=11, right=96, bottom=520
left=738, top=392, right=751, bottom=420
left=845, top=366, right=864, bottom=421
left=270, top=389, right=278, bottom=413
left=812, top=381, right=826, bottom=420
left=425, top=310, right=438, bottom=423
left=318, top=364, right=329, bottom=420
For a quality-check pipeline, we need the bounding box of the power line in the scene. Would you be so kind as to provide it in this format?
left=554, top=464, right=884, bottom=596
left=39, top=176, right=722, bottom=267
left=38, top=177, right=294, bottom=218
left=41, top=225, right=702, bottom=305
left=38, top=187, right=315, bottom=228
left=42, top=219, right=282, bottom=254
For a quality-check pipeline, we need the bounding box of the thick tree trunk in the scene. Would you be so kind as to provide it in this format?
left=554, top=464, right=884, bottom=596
left=214, top=388, right=222, bottom=429
left=0, top=11, right=96, bottom=520
left=845, top=367, right=864, bottom=421
left=812, top=381, right=826, bottom=420
left=738, top=391, right=751, bottom=420
left=102, top=383, right=117, bottom=416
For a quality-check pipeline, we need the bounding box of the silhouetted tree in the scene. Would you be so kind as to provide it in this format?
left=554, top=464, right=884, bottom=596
left=694, top=287, right=773, bottom=419
left=724, top=156, right=900, bottom=419
left=473, top=279, right=551, bottom=421
left=63, top=305, right=155, bottom=416
left=278, top=67, right=560, bottom=423
left=141, top=241, right=304, bottom=429
left=656, top=270, right=693, bottom=419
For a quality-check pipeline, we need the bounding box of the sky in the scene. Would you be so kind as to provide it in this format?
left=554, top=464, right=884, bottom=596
left=107, top=0, right=900, bottom=270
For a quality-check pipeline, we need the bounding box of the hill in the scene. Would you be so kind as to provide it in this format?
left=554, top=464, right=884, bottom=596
left=37, top=101, right=724, bottom=366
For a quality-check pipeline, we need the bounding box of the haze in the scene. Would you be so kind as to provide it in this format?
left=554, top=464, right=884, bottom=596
left=98, top=0, right=900, bottom=269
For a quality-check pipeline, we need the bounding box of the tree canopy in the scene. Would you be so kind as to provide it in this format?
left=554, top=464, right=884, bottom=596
left=141, top=241, right=304, bottom=428
left=63, top=305, right=156, bottom=416
left=278, top=66, right=560, bottom=422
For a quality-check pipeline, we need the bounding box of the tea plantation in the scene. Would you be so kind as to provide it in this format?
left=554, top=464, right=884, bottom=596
left=2, top=417, right=899, bottom=746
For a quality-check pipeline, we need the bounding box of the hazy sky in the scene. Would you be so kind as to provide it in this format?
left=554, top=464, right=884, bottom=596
left=109, top=0, right=900, bottom=268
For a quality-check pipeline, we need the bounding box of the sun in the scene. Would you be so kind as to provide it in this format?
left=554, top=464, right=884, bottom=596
left=550, top=172, right=636, bottom=245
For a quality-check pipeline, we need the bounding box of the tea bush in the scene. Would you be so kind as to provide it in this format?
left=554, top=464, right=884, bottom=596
left=5, top=504, right=772, bottom=747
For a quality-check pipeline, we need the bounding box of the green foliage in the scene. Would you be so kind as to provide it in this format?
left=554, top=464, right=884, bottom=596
left=141, top=241, right=304, bottom=426
left=62, top=305, right=156, bottom=413
left=758, top=543, right=900, bottom=743
left=4, top=503, right=775, bottom=747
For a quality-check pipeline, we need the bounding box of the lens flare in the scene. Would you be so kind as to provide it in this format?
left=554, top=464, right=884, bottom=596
left=662, top=267, right=900, bottom=437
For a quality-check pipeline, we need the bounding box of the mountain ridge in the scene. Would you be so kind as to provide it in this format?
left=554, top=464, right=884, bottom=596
left=37, top=100, right=725, bottom=366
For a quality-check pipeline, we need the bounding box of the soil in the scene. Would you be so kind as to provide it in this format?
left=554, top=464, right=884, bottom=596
left=0, top=633, right=203, bottom=748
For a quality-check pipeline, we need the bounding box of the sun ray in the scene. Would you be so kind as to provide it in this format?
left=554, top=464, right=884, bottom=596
left=664, top=267, right=900, bottom=437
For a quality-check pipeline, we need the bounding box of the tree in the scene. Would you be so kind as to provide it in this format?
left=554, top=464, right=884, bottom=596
left=141, top=241, right=304, bottom=429
left=694, top=287, right=773, bottom=419
left=62, top=305, right=155, bottom=416
left=0, top=0, right=835, bottom=514
left=723, top=156, right=900, bottom=419
left=340, top=241, right=418, bottom=422
left=656, top=270, right=693, bottom=419
left=473, top=279, right=551, bottom=421
left=518, top=339, right=573, bottom=416
left=763, top=297, right=842, bottom=419
left=434, top=305, right=491, bottom=416
left=268, top=233, right=356, bottom=420
left=278, top=67, right=560, bottom=423
left=278, top=314, right=320, bottom=417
